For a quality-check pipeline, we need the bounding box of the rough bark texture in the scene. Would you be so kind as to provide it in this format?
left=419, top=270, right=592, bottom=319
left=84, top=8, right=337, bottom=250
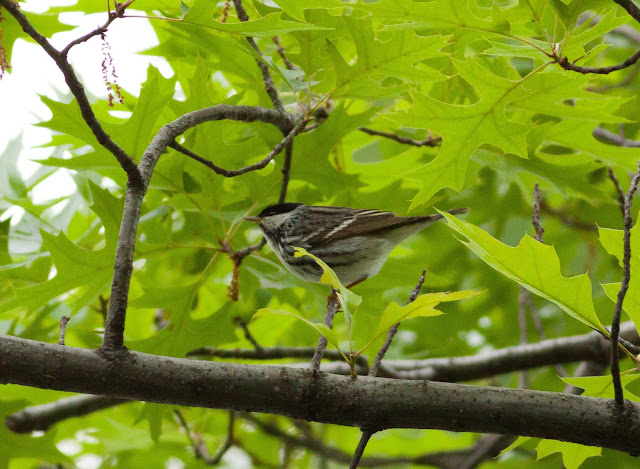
left=3, top=335, right=640, bottom=454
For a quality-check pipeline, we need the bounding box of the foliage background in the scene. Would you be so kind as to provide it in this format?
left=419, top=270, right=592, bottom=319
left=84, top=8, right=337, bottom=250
left=3, top=0, right=640, bottom=467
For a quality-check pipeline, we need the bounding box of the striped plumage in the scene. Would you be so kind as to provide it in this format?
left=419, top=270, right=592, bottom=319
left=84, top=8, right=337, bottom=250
left=245, top=203, right=468, bottom=286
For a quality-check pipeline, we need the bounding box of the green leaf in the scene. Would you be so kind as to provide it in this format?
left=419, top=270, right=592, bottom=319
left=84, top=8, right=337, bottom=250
left=272, top=0, right=343, bottom=22
left=0, top=230, right=113, bottom=317
left=599, top=225, right=640, bottom=332
left=441, top=212, right=607, bottom=333
left=134, top=402, right=167, bottom=444
left=536, top=439, right=601, bottom=469
left=324, top=15, right=447, bottom=98
left=89, top=181, right=124, bottom=248
left=375, top=291, right=480, bottom=338
left=400, top=59, right=535, bottom=208
left=563, top=374, right=640, bottom=401
left=184, top=4, right=329, bottom=37
left=293, top=247, right=362, bottom=331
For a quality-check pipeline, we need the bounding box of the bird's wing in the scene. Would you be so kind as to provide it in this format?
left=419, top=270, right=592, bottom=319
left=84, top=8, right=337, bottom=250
left=289, top=206, right=429, bottom=246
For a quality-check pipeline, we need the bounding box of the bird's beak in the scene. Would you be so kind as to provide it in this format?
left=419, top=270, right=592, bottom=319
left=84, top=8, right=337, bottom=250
left=243, top=216, right=263, bottom=224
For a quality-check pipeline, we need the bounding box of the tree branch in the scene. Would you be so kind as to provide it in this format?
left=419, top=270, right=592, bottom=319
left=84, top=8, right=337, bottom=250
left=359, top=127, right=441, bottom=147
left=0, top=0, right=142, bottom=184
left=272, top=36, right=297, bottom=71
left=610, top=159, right=640, bottom=405
left=594, top=127, right=640, bottom=147
left=350, top=430, right=374, bottom=469
left=609, top=167, right=627, bottom=218
left=232, top=0, right=285, bottom=113
left=186, top=345, right=368, bottom=365
left=169, top=119, right=305, bottom=178
left=310, top=291, right=340, bottom=372
left=174, top=409, right=235, bottom=464
left=57, top=316, right=70, bottom=346
left=556, top=49, right=640, bottom=74
left=614, top=0, right=640, bottom=25
left=383, top=321, right=637, bottom=381
left=241, top=412, right=479, bottom=468
left=369, top=270, right=426, bottom=378
left=4, top=335, right=640, bottom=454
left=191, top=321, right=638, bottom=381
left=5, top=395, right=127, bottom=433
left=278, top=141, right=294, bottom=203
left=5, top=323, right=638, bottom=435
left=101, top=104, right=294, bottom=351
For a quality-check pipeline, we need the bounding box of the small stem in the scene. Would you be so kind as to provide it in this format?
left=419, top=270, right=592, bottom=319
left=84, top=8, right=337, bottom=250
left=57, top=316, right=70, bottom=346
left=310, top=290, right=340, bottom=372
left=349, top=430, right=374, bottom=469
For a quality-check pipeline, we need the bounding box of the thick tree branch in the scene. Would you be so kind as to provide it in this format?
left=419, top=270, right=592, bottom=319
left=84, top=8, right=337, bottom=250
left=232, top=0, right=285, bottom=113
left=359, top=127, right=441, bottom=147
left=5, top=323, right=638, bottom=435
left=101, top=105, right=294, bottom=350
left=4, top=335, right=640, bottom=454
left=0, top=0, right=142, bottom=184
left=610, top=160, right=640, bottom=405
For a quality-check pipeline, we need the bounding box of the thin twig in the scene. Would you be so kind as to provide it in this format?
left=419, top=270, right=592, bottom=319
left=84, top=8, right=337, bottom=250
left=350, top=430, right=374, bottom=469
left=169, top=120, right=305, bottom=178
left=174, top=409, right=235, bottom=465
left=610, top=160, right=640, bottom=405
left=57, top=316, right=70, bottom=346
left=310, top=290, right=340, bottom=372
left=609, top=167, right=627, bottom=219
left=0, top=0, right=141, bottom=184
left=532, top=182, right=544, bottom=242
left=232, top=0, right=285, bottom=113
left=272, top=36, right=297, bottom=71
left=369, top=270, right=426, bottom=378
left=60, top=0, right=134, bottom=56
left=359, top=127, right=441, bottom=147
left=234, top=317, right=263, bottom=352
left=555, top=49, right=640, bottom=74
left=278, top=141, right=294, bottom=203
left=522, top=184, right=568, bottom=379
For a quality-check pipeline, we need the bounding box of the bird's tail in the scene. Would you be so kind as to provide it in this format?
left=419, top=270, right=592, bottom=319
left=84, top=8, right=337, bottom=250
left=446, top=207, right=469, bottom=216
left=416, top=207, right=469, bottom=224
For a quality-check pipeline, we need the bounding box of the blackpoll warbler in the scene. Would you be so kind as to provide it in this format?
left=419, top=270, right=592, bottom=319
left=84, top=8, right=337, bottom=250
left=245, top=203, right=468, bottom=287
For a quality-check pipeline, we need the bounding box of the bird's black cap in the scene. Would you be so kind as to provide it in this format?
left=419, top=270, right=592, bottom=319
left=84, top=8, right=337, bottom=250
left=258, top=203, right=303, bottom=218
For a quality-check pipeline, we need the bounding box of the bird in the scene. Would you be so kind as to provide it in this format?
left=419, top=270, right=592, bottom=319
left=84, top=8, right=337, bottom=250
left=244, top=203, right=468, bottom=287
